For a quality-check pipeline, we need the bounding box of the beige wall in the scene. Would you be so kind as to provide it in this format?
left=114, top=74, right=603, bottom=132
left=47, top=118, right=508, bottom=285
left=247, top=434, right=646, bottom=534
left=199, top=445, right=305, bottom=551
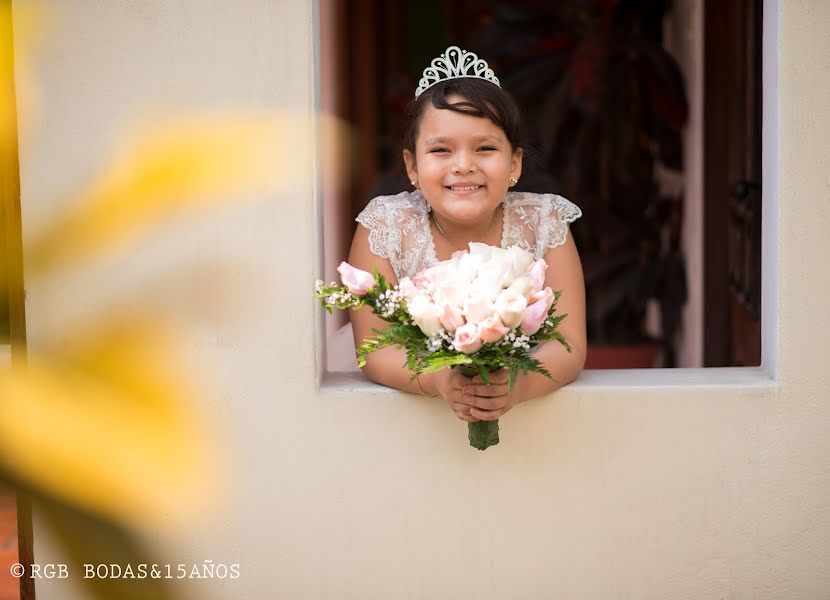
left=16, top=1, right=830, bottom=598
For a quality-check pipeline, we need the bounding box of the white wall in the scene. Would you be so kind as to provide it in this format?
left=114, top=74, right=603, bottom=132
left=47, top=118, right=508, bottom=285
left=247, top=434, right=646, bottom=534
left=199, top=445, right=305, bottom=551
left=16, top=1, right=830, bottom=599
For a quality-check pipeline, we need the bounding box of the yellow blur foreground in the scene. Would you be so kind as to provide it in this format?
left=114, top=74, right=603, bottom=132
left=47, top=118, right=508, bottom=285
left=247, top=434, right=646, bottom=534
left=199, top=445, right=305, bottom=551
left=1, top=108, right=299, bottom=526
left=0, top=111, right=289, bottom=598
left=26, top=113, right=297, bottom=275
left=1, top=5, right=348, bottom=598
left=0, top=107, right=333, bottom=596
left=0, top=321, right=220, bottom=528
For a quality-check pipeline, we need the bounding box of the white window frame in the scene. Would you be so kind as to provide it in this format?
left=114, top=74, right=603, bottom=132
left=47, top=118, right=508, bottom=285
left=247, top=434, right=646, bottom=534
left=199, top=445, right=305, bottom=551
left=311, top=0, right=779, bottom=393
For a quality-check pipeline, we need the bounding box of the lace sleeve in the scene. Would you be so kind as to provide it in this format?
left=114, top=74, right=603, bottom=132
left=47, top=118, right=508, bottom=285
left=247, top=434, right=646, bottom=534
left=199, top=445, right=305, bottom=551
left=355, top=196, right=394, bottom=260
left=354, top=191, right=434, bottom=281
left=541, top=194, right=582, bottom=250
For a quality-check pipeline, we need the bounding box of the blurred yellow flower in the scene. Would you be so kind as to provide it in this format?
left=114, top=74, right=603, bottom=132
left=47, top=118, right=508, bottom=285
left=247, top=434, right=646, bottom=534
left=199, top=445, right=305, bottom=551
left=0, top=1, right=46, bottom=156
left=0, top=2, right=353, bottom=583
left=0, top=2, right=16, bottom=153
left=0, top=320, right=221, bottom=529
left=26, top=113, right=290, bottom=274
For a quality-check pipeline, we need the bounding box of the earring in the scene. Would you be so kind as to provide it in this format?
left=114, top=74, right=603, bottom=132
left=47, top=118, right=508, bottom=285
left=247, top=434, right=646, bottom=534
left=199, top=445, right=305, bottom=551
left=410, top=179, right=418, bottom=187
left=509, top=176, right=518, bottom=186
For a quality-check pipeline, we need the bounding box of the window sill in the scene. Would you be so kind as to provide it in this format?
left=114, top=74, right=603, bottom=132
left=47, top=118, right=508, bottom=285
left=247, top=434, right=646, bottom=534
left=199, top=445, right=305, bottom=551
left=321, top=366, right=777, bottom=394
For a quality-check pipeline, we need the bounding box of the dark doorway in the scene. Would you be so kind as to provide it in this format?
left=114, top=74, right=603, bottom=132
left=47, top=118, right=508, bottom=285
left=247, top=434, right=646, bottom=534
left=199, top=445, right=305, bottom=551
left=322, top=0, right=762, bottom=368
left=703, top=0, right=763, bottom=366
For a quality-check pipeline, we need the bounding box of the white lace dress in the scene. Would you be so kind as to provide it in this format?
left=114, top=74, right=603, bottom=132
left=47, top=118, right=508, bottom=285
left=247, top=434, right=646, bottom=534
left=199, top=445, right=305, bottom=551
left=355, top=190, right=582, bottom=281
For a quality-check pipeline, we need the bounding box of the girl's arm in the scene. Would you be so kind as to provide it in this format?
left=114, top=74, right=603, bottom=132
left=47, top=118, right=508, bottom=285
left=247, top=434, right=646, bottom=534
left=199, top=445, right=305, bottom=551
left=464, top=233, right=587, bottom=421
left=347, top=224, right=436, bottom=394
left=522, top=231, right=587, bottom=393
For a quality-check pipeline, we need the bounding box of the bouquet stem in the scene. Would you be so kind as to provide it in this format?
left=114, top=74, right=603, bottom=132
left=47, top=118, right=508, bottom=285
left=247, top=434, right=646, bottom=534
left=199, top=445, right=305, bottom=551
left=459, top=366, right=500, bottom=450
left=468, top=420, right=499, bottom=451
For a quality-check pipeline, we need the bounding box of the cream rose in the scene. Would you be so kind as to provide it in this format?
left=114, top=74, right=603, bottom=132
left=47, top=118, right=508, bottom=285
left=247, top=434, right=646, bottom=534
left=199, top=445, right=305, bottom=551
left=432, top=281, right=465, bottom=310
left=456, top=251, right=484, bottom=284
left=494, top=288, right=527, bottom=328
left=463, top=292, right=496, bottom=325
left=407, top=294, right=443, bottom=337
left=507, top=245, right=535, bottom=279
left=438, top=302, right=466, bottom=333
left=508, top=275, right=536, bottom=299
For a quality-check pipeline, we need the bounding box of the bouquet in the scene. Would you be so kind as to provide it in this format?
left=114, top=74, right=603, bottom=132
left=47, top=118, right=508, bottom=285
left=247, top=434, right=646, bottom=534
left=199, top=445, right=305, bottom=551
left=315, top=243, right=572, bottom=450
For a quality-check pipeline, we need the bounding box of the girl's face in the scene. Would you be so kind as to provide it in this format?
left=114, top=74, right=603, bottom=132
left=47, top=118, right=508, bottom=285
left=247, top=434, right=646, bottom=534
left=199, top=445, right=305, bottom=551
left=403, top=95, right=522, bottom=226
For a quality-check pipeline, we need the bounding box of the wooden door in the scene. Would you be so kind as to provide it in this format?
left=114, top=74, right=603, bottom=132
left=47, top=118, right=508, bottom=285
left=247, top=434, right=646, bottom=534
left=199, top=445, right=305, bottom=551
left=704, top=0, right=763, bottom=367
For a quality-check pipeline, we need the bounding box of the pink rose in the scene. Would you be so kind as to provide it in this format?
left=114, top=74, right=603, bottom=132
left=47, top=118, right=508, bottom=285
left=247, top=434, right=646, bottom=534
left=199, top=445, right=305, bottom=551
left=337, top=261, right=375, bottom=295
left=412, top=268, right=432, bottom=287
left=520, top=288, right=554, bottom=335
left=438, top=303, right=466, bottom=333
left=478, top=314, right=510, bottom=343
left=528, top=288, right=554, bottom=306
left=525, top=259, right=548, bottom=292
left=453, top=323, right=483, bottom=354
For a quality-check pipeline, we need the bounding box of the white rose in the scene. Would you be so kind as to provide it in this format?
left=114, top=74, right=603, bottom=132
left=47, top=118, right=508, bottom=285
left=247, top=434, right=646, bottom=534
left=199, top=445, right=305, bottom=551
left=433, top=281, right=465, bottom=310
left=494, top=288, right=528, bottom=328
left=456, top=251, right=483, bottom=283
left=425, top=258, right=467, bottom=308
left=508, top=275, right=536, bottom=299
left=467, top=242, right=495, bottom=261
left=471, top=270, right=505, bottom=300
left=463, top=292, right=496, bottom=325
left=407, top=294, right=443, bottom=337
left=397, top=276, right=420, bottom=302
left=506, top=245, right=535, bottom=279
left=424, top=258, right=460, bottom=289
left=474, top=253, right=515, bottom=299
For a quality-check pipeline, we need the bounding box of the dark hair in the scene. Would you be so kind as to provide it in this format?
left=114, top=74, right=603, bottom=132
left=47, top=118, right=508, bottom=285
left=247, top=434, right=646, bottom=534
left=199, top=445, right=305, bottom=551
left=401, top=78, right=528, bottom=158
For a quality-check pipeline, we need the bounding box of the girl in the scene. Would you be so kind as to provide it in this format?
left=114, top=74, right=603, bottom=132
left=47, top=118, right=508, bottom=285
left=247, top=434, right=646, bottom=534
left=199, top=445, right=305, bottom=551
left=348, top=47, right=586, bottom=423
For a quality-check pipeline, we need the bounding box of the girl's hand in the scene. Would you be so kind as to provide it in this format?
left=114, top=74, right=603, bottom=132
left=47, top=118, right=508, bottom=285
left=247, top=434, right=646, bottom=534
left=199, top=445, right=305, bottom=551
left=427, top=369, right=481, bottom=422
left=463, top=369, right=524, bottom=421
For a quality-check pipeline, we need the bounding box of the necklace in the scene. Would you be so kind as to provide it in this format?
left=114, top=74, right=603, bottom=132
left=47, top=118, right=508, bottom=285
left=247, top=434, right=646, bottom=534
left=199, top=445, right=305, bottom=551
left=431, top=206, right=500, bottom=251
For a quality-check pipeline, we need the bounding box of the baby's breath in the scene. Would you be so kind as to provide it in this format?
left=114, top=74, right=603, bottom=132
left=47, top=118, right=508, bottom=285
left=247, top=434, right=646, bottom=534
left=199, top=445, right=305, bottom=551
left=497, top=329, right=531, bottom=352
left=372, top=286, right=404, bottom=318
left=426, top=336, right=444, bottom=352
left=511, top=333, right=531, bottom=350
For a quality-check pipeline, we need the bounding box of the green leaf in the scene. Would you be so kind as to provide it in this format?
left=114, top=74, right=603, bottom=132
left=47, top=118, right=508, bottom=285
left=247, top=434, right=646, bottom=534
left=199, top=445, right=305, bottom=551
left=507, top=368, right=517, bottom=391
left=476, top=363, right=490, bottom=385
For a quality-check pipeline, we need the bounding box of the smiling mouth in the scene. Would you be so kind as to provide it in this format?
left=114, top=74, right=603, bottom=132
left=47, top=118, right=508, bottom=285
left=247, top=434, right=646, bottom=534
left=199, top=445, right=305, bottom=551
left=446, top=185, right=484, bottom=191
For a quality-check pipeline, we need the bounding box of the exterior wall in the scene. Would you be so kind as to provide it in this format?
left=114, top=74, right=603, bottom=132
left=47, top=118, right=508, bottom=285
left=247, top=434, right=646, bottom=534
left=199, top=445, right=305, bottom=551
left=15, top=1, right=830, bottom=598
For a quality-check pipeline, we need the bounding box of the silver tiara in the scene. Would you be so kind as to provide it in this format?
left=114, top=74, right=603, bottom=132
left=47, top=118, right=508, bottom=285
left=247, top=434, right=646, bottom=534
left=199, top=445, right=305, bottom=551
left=415, top=46, right=501, bottom=99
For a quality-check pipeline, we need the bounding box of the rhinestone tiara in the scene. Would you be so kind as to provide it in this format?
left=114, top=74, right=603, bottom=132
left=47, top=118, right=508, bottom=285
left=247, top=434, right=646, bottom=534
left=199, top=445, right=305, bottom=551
left=414, top=46, right=501, bottom=99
